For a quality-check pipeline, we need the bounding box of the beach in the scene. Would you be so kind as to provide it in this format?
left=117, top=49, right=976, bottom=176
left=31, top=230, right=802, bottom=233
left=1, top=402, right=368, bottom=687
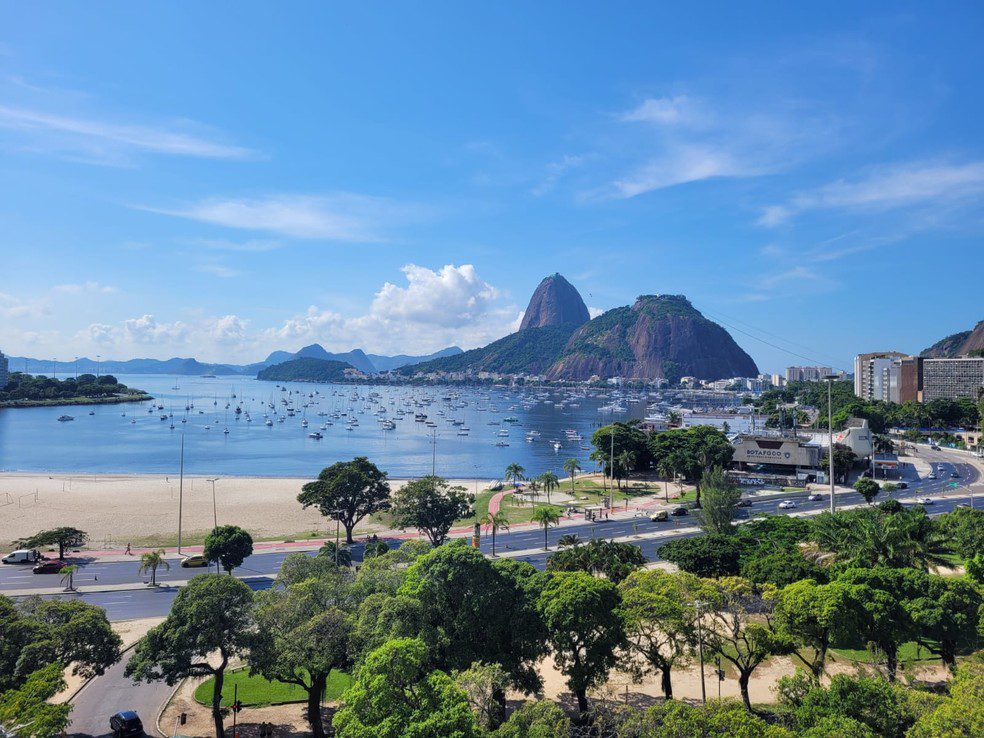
left=0, top=471, right=481, bottom=548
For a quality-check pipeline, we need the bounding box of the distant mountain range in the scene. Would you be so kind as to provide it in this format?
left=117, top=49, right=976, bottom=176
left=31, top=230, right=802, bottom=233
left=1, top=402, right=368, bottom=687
left=7, top=344, right=463, bottom=377
left=400, top=274, right=759, bottom=381
left=921, top=320, right=984, bottom=358
left=256, top=357, right=355, bottom=383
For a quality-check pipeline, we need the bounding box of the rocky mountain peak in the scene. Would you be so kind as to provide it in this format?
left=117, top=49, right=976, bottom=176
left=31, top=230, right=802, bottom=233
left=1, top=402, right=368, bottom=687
left=519, top=273, right=590, bottom=330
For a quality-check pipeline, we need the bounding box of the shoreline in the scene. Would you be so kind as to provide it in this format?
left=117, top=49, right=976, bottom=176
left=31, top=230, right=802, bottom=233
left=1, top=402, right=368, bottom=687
left=0, top=393, right=153, bottom=410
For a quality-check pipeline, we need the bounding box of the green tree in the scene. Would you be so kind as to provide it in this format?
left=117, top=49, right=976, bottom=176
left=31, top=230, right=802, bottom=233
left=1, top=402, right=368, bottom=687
left=455, top=662, right=509, bottom=730
left=297, top=457, right=391, bottom=544
left=18, top=526, right=88, bottom=559
left=648, top=426, right=733, bottom=507
left=591, top=421, right=651, bottom=479
left=547, top=539, right=645, bottom=584
left=697, top=466, right=742, bottom=534
left=907, top=660, right=984, bottom=738
left=391, top=476, right=473, bottom=546
left=618, top=699, right=793, bottom=737
left=703, top=577, right=791, bottom=710
left=250, top=576, right=354, bottom=738
left=537, top=571, right=626, bottom=714
left=563, top=458, right=581, bottom=496
left=531, top=505, right=561, bottom=551
left=203, top=524, right=254, bottom=574
left=481, top=510, right=509, bottom=556
left=538, top=471, right=560, bottom=504
left=618, top=569, right=707, bottom=699
left=317, top=540, right=353, bottom=567
left=0, top=663, right=72, bottom=738
left=398, top=545, right=548, bottom=695
left=740, top=549, right=826, bottom=589
left=906, top=576, right=982, bottom=671
left=491, top=699, right=571, bottom=738
left=9, top=598, right=121, bottom=688
left=773, top=579, right=856, bottom=680
left=936, top=507, right=984, bottom=559
left=853, top=477, right=881, bottom=505
left=819, top=443, right=857, bottom=484
left=658, top=534, right=742, bottom=578
left=138, top=549, right=169, bottom=586
left=126, top=575, right=255, bottom=738
left=792, top=673, right=914, bottom=738
left=332, top=638, right=479, bottom=738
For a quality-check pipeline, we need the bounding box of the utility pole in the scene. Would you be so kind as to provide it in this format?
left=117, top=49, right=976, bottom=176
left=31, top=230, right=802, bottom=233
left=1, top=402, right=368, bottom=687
left=431, top=426, right=437, bottom=476
left=825, top=375, right=838, bottom=514
left=609, top=425, right=615, bottom=509
left=177, top=434, right=185, bottom=554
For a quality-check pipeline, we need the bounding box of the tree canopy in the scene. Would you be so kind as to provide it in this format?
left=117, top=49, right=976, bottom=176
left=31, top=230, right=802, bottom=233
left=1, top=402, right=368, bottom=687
left=298, top=457, right=391, bottom=544
left=390, top=475, right=472, bottom=546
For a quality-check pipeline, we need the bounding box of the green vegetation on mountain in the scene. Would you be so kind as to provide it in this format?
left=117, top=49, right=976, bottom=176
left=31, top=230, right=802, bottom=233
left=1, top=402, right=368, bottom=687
left=0, top=373, right=150, bottom=408
left=397, top=324, right=578, bottom=376
left=257, top=357, right=356, bottom=383
left=922, top=329, right=972, bottom=358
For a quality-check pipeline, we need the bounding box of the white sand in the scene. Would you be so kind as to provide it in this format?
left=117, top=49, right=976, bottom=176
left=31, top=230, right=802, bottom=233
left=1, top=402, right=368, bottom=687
left=0, top=472, right=478, bottom=547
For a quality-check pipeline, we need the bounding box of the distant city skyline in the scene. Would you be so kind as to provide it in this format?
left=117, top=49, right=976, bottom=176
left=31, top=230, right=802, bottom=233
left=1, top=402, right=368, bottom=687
left=1, top=2, right=983, bottom=372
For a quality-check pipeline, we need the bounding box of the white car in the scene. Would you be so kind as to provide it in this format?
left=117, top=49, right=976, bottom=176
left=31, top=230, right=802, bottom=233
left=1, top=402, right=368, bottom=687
left=807, top=493, right=823, bottom=501
left=778, top=500, right=797, bottom=510
left=926, top=473, right=937, bottom=480
left=916, top=497, right=934, bottom=505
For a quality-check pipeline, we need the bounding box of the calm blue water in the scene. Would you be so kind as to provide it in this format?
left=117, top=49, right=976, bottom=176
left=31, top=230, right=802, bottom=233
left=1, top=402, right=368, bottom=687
left=0, top=375, right=648, bottom=478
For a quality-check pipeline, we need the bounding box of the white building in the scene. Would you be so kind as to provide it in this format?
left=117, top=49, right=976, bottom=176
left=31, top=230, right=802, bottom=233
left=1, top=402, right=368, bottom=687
left=854, top=352, right=906, bottom=402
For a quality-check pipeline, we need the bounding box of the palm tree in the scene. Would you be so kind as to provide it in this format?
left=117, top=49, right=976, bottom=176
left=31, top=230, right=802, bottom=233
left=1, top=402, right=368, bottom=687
left=504, top=463, right=526, bottom=488
left=657, top=458, right=674, bottom=503
left=531, top=505, right=561, bottom=551
left=539, top=471, right=560, bottom=505
left=563, top=458, right=581, bottom=496
left=616, top=450, right=637, bottom=491
left=557, top=533, right=581, bottom=547
left=138, top=549, right=169, bottom=586
left=525, top=479, right=540, bottom=506
left=481, top=510, right=510, bottom=556
left=59, top=564, right=78, bottom=591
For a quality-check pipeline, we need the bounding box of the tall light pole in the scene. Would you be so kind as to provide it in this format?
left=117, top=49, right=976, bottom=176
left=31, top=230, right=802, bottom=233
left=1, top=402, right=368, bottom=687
left=825, top=374, right=838, bottom=514
left=207, top=477, right=219, bottom=528
left=177, top=433, right=185, bottom=554
left=695, top=599, right=708, bottom=704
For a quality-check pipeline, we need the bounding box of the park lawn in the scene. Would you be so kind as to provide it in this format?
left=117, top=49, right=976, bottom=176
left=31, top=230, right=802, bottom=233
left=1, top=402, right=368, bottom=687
left=194, top=668, right=352, bottom=707
left=830, top=641, right=939, bottom=666
left=459, top=489, right=565, bottom=526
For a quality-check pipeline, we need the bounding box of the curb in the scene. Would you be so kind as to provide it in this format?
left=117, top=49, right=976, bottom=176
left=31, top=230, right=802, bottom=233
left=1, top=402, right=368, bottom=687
left=156, top=678, right=185, bottom=738
left=66, top=640, right=140, bottom=705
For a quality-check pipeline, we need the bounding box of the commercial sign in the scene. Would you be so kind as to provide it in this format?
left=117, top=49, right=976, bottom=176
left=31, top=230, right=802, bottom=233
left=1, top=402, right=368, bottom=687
left=731, top=436, right=819, bottom=468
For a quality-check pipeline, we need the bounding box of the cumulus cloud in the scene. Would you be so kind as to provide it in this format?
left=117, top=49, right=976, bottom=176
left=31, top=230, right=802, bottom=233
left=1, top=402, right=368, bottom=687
left=370, top=264, right=499, bottom=327
left=209, top=315, right=249, bottom=344
left=123, top=315, right=190, bottom=345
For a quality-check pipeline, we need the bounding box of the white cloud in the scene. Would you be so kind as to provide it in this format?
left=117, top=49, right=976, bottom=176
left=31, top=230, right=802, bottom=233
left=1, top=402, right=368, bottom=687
left=760, top=160, right=984, bottom=226
left=53, top=281, right=116, bottom=295
left=123, top=315, right=190, bottom=345
left=620, top=96, right=697, bottom=125
left=209, top=315, right=249, bottom=345
left=370, top=264, right=499, bottom=328
left=83, top=323, right=118, bottom=345
left=0, top=104, right=253, bottom=161
left=532, top=154, right=586, bottom=196
left=0, top=292, right=49, bottom=319
left=196, top=263, right=242, bottom=279
left=588, top=306, right=604, bottom=319
left=613, top=146, right=754, bottom=198
left=194, top=238, right=283, bottom=252
left=149, top=193, right=423, bottom=241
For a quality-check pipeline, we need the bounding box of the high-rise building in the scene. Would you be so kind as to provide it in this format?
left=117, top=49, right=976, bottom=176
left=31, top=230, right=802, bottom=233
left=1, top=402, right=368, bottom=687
left=918, top=357, right=984, bottom=401
left=0, top=350, right=8, bottom=390
left=854, top=352, right=907, bottom=402
left=785, top=366, right=833, bottom=382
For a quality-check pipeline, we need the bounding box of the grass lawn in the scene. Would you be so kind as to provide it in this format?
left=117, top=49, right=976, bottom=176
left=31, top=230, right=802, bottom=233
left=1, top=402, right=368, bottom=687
left=830, top=641, right=939, bottom=665
left=194, top=668, right=351, bottom=707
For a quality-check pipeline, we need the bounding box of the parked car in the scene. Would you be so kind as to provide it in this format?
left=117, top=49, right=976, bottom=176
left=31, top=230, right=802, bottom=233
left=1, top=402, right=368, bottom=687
left=736, top=499, right=753, bottom=507
left=109, top=710, right=144, bottom=737
left=32, top=559, right=66, bottom=574
left=930, top=444, right=941, bottom=451
left=179, top=554, right=208, bottom=568
left=650, top=510, right=669, bottom=522
left=927, top=473, right=937, bottom=480
left=2, top=549, right=41, bottom=564
left=808, top=493, right=823, bottom=501
left=951, top=471, right=960, bottom=478
left=896, top=482, right=908, bottom=489
left=778, top=500, right=797, bottom=510
left=916, top=497, right=934, bottom=505
left=670, top=506, right=689, bottom=516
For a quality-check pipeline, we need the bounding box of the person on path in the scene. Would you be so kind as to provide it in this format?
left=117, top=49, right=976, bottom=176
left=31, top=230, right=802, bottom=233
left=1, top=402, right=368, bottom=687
left=124, top=542, right=132, bottom=555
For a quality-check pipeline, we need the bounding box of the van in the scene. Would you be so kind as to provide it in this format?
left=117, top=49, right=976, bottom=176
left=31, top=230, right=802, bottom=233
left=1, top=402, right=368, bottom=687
left=2, top=549, right=41, bottom=564
left=650, top=510, right=669, bottom=522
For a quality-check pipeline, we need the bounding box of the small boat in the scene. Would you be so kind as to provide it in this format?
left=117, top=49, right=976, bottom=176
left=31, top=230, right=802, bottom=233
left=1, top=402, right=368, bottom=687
left=265, top=419, right=274, bottom=426
left=57, top=415, right=75, bottom=422
left=88, top=411, right=95, bottom=416
left=495, top=441, right=510, bottom=447
left=308, top=432, right=323, bottom=440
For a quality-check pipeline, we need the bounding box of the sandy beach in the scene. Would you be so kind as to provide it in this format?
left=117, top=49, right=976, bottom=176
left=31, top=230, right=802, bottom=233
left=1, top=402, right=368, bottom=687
left=0, top=471, right=481, bottom=548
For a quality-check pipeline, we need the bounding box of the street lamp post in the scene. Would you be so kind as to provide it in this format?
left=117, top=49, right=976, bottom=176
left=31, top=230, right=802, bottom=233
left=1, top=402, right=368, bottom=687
left=207, top=478, right=219, bottom=528
left=695, top=599, right=708, bottom=704
left=824, top=374, right=838, bottom=514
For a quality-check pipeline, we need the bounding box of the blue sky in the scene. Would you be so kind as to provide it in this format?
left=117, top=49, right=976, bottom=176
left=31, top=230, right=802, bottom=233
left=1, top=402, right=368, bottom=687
left=1, top=2, right=983, bottom=372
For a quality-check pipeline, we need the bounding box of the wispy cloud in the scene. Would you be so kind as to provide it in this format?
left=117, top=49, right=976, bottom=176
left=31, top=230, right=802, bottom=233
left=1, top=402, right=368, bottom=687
left=146, top=193, right=428, bottom=241
left=194, top=238, right=284, bottom=253
left=613, top=146, right=757, bottom=198
left=53, top=281, right=116, bottom=295
left=0, top=104, right=255, bottom=162
left=619, top=95, right=699, bottom=126
left=760, top=159, right=984, bottom=226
